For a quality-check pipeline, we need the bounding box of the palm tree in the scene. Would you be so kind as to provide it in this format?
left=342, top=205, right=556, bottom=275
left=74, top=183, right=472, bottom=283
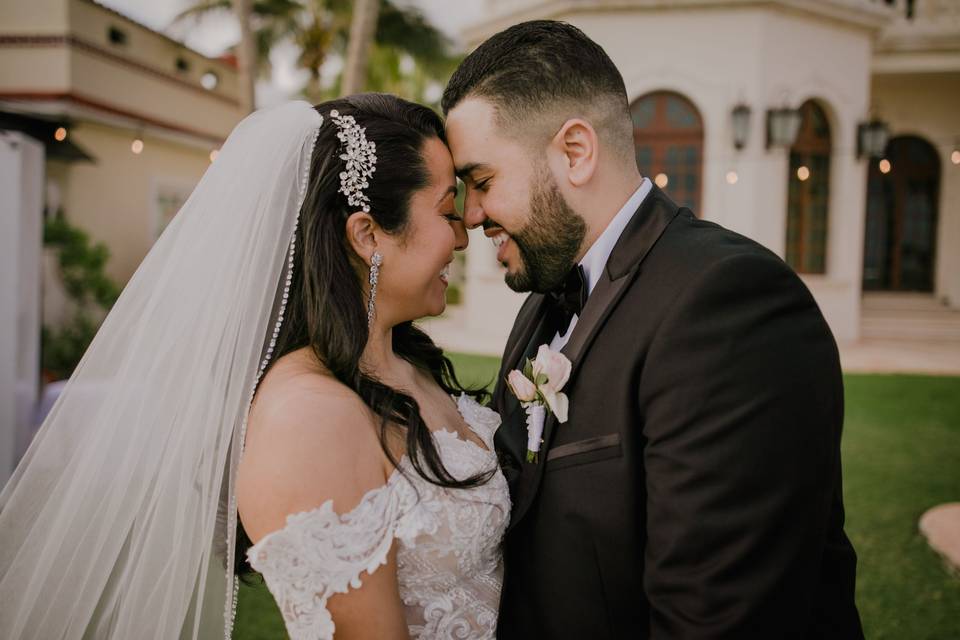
left=340, top=0, right=380, bottom=95
left=233, top=0, right=256, bottom=113
left=172, top=0, right=457, bottom=103
left=173, top=0, right=303, bottom=112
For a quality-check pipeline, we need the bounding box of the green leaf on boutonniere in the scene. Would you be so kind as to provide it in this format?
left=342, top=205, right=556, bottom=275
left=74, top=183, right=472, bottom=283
left=534, top=373, right=547, bottom=386
left=523, top=358, right=533, bottom=380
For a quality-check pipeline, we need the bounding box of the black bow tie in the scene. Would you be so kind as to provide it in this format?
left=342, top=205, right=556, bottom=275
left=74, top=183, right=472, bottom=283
left=546, top=265, right=588, bottom=332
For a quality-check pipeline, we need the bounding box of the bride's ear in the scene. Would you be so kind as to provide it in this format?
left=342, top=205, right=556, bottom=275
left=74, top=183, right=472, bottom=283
left=345, top=211, right=380, bottom=264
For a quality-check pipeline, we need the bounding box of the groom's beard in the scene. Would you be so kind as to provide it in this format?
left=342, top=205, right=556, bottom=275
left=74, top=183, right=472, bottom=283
left=505, top=169, right=587, bottom=294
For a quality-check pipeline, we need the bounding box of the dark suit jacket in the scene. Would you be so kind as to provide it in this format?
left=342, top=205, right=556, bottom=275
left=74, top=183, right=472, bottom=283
left=492, top=186, right=863, bottom=639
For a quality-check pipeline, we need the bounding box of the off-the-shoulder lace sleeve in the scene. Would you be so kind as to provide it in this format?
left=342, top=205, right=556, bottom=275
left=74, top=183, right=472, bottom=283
left=246, top=473, right=416, bottom=640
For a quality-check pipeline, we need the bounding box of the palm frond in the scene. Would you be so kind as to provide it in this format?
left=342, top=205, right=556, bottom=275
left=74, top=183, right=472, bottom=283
left=172, top=0, right=233, bottom=25
left=375, top=1, right=452, bottom=64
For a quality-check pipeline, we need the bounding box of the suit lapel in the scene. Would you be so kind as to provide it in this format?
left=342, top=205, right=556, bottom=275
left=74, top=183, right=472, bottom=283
left=507, top=186, right=681, bottom=531
left=501, top=294, right=550, bottom=386
left=495, top=294, right=551, bottom=473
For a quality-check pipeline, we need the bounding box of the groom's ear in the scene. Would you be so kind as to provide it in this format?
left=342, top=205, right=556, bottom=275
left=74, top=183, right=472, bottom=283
left=345, top=211, right=380, bottom=263
left=551, top=118, right=598, bottom=188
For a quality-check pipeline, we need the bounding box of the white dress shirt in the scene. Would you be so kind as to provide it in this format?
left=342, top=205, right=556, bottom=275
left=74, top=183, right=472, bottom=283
left=549, top=178, right=652, bottom=351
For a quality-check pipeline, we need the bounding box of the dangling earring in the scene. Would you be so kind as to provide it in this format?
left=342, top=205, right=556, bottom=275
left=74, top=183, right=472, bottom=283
left=367, top=252, right=383, bottom=326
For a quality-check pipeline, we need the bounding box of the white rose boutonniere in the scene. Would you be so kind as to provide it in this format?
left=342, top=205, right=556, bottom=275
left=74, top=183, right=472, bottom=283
left=506, top=344, right=572, bottom=463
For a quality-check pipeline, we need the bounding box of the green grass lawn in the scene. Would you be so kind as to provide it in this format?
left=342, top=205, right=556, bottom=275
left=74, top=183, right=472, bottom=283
left=841, top=375, right=960, bottom=639
left=234, top=360, right=960, bottom=639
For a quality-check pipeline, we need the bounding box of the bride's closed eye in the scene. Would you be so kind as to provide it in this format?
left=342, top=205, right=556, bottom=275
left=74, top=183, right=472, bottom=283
left=444, top=213, right=463, bottom=223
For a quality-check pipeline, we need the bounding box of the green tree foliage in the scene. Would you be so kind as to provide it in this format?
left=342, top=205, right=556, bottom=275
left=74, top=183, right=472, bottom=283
left=41, top=216, right=120, bottom=380
left=174, top=0, right=460, bottom=103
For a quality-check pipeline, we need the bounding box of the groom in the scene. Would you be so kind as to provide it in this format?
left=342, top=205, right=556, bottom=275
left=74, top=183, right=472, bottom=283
left=442, top=20, right=863, bottom=639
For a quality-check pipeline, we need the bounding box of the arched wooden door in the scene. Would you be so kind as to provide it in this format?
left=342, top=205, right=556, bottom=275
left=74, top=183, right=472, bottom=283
left=631, top=91, right=703, bottom=214
left=862, top=136, right=940, bottom=291
left=786, top=100, right=831, bottom=274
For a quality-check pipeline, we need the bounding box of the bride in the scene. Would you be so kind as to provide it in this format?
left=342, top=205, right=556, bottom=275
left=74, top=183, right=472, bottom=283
left=0, top=95, right=509, bottom=640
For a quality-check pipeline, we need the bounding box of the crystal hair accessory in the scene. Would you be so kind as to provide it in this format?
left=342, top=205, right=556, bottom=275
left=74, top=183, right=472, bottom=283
left=329, top=109, right=377, bottom=213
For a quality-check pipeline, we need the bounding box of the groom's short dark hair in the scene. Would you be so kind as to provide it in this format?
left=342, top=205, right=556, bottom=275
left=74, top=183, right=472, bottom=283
left=441, top=20, right=633, bottom=157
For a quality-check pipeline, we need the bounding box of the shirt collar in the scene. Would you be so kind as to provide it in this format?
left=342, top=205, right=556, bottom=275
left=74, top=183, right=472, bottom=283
left=579, top=178, right=652, bottom=295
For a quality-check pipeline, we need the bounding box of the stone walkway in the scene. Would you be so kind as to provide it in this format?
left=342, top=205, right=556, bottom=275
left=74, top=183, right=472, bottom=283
left=919, top=504, right=960, bottom=574
left=839, top=339, right=960, bottom=376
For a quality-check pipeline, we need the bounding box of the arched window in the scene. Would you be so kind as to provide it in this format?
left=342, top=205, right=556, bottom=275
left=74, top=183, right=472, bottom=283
left=630, top=91, right=703, bottom=213
left=863, top=136, right=940, bottom=291
left=785, top=100, right=831, bottom=274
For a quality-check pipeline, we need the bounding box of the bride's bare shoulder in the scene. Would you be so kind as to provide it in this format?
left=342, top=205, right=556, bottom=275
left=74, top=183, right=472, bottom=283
left=238, top=348, right=389, bottom=543
left=249, top=348, right=368, bottom=425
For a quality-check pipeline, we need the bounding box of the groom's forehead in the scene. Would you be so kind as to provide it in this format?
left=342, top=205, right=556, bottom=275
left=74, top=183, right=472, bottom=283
left=446, top=94, right=498, bottom=123
left=447, top=100, right=528, bottom=174
left=445, top=96, right=501, bottom=145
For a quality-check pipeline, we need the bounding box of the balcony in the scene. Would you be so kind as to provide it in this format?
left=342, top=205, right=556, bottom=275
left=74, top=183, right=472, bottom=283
left=873, top=0, right=960, bottom=72
left=0, top=0, right=243, bottom=145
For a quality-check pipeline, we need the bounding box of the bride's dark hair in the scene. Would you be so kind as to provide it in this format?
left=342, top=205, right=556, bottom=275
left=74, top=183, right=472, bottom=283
left=236, top=93, right=493, bottom=581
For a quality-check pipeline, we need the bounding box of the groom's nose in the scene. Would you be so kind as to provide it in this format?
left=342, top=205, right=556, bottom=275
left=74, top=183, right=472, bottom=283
left=452, top=218, right=469, bottom=251
left=463, top=189, right=486, bottom=230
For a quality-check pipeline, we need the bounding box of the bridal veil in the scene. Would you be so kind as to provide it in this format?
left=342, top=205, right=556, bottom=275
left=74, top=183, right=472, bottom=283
left=0, top=101, right=323, bottom=639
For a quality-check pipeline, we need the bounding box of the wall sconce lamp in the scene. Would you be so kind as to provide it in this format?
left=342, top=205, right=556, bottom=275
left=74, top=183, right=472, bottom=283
left=766, top=106, right=802, bottom=149
left=731, top=103, right=751, bottom=151
left=857, top=119, right=890, bottom=159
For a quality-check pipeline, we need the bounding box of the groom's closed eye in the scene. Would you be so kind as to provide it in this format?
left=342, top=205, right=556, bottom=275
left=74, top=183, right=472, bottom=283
left=455, top=162, right=492, bottom=182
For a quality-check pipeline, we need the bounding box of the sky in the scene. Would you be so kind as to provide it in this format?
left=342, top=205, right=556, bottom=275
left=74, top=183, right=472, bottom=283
left=97, top=0, right=487, bottom=104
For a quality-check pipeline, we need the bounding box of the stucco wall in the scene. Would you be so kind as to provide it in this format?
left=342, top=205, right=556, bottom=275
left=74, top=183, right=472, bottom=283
left=59, top=121, right=212, bottom=283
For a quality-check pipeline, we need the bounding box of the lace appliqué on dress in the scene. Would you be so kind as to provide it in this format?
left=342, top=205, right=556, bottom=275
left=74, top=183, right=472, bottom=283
left=247, top=394, right=510, bottom=640
left=247, top=472, right=419, bottom=640
left=398, top=395, right=509, bottom=640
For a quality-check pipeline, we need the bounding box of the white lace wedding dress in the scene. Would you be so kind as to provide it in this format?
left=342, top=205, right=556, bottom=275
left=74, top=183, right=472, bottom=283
left=247, top=393, right=510, bottom=640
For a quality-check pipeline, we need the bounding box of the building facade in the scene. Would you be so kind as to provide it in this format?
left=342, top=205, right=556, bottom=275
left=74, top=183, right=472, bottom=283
left=424, top=0, right=959, bottom=353
left=0, top=0, right=244, bottom=288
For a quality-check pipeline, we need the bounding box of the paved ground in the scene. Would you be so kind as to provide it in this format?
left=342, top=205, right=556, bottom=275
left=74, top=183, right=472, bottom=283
left=839, top=339, right=960, bottom=376
left=919, top=503, right=960, bottom=574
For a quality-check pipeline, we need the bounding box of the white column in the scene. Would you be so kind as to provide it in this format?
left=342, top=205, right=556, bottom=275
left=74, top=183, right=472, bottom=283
left=0, top=131, right=44, bottom=486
